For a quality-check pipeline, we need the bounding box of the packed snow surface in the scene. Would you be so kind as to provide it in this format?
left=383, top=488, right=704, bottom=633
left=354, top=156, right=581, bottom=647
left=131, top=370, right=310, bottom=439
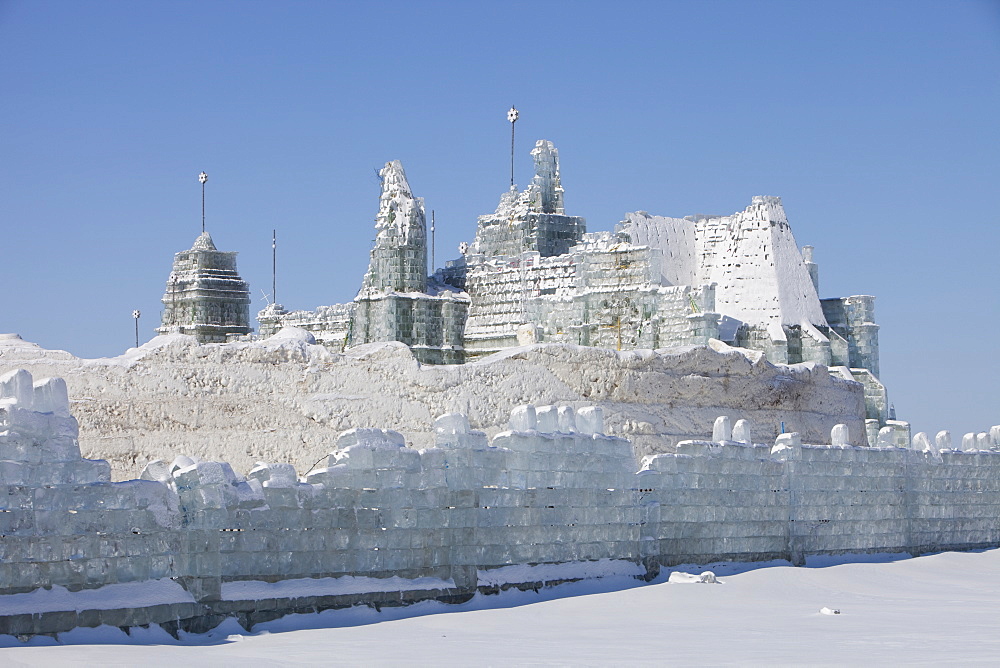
left=0, top=332, right=866, bottom=479
left=4, top=549, right=1000, bottom=665
left=0, top=579, right=193, bottom=615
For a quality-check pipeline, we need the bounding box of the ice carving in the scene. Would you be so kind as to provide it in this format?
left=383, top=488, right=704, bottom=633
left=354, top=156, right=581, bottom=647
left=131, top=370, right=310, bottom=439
left=141, top=459, right=172, bottom=482
left=248, top=462, right=298, bottom=488
left=157, top=232, right=251, bottom=343
left=712, top=416, right=732, bottom=443
left=557, top=406, right=576, bottom=433
left=732, top=419, right=752, bottom=445
left=509, top=404, right=537, bottom=432
left=0, top=368, right=34, bottom=409
left=912, top=432, right=936, bottom=454
left=434, top=413, right=488, bottom=450
left=361, top=160, right=427, bottom=294
left=5, top=397, right=1000, bottom=640
left=936, top=430, right=953, bottom=451
left=771, top=432, right=802, bottom=459
left=536, top=405, right=559, bottom=433
left=576, top=406, right=604, bottom=435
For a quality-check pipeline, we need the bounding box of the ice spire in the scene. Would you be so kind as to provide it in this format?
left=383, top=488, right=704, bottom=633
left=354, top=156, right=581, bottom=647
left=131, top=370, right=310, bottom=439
left=360, top=160, right=428, bottom=294
left=527, top=140, right=564, bottom=215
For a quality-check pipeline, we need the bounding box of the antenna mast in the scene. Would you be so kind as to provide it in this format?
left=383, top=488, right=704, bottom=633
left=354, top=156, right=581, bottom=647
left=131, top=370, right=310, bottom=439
left=507, top=106, right=518, bottom=188
left=198, top=171, right=208, bottom=233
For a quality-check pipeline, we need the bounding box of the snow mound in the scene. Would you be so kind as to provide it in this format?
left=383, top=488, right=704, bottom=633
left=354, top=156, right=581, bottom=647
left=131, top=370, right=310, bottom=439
left=668, top=571, right=720, bottom=584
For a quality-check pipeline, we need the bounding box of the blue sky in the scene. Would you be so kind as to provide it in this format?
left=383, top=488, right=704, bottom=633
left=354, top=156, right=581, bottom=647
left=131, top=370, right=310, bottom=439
left=1, top=0, right=998, bottom=438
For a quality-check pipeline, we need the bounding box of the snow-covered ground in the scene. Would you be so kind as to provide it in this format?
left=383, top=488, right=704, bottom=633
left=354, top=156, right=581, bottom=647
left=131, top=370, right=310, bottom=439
left=4, top=549, right=1000, bottom=666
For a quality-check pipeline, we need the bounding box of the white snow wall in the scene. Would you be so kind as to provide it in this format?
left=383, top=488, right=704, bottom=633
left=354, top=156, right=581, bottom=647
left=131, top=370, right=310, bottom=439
left=3, top=369, right=1000, bottom=637
left=620, top=197, right=828, bottom=328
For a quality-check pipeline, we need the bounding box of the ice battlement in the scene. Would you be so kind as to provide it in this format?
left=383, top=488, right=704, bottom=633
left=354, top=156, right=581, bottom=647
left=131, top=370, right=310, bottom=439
left=1, top=369, right=999, bottom=638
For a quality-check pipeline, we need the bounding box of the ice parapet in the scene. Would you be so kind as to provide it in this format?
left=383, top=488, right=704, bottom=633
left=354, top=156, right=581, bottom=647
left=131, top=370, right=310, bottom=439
left=4, top=373, right=1000, bottom=639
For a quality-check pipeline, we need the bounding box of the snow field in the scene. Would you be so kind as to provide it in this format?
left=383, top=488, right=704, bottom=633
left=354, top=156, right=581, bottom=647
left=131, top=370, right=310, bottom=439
left=4, top=549, right=1000, bottom=665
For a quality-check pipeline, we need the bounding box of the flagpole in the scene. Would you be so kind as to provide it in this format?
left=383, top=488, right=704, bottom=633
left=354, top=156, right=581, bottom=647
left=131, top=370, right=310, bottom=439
left=507, top=106, right=519, bottom=188
left=199, top=172, right=208, bottom=234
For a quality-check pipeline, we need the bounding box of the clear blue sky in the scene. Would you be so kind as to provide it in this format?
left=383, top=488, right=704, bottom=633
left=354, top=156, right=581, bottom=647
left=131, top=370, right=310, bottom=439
left=2, top=0, right=998, bottom=439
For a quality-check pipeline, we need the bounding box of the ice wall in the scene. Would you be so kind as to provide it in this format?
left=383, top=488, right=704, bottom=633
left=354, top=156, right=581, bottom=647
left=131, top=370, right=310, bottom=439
left=2, top=372, right=999, bottom=638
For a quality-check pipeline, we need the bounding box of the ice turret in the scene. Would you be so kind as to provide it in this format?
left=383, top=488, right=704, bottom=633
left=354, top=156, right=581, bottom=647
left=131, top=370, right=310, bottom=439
left=158, top=232, right=251, bottom=343
left=359, top=160, right=427, bottom=295
left=347, top=160, right=469, bottom=363
left=467, top=140, right=585, bottom=259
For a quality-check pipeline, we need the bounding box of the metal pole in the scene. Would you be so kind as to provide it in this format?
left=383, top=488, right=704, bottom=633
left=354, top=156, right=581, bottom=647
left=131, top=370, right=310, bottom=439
left=507, top=106, right=519, bottom=188
left=132, top=310, right=141, bottom=348
left=199, top=172, right=208, bottom=234
left=511, top=120, right=515, bottom=188
left=430, top=210, right=435, bottom=275
left=272, top=229, right=277, bottom=304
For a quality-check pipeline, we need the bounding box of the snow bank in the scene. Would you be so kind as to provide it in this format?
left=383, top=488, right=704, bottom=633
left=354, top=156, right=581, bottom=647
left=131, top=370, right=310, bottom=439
left=1, top=336, right=866, bottom=480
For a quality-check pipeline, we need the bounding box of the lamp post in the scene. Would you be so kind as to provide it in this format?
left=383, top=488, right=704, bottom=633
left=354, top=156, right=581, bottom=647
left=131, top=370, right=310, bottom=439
left=132, top=310, right=141, bottom=348
left=199, top=171, right=208, bottom=234
left=507, top=106, right=518, bottom=188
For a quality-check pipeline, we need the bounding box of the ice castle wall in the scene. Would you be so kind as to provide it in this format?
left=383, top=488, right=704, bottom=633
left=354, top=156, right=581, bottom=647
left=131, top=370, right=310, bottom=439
left=1, top=367, right=999, bottom=637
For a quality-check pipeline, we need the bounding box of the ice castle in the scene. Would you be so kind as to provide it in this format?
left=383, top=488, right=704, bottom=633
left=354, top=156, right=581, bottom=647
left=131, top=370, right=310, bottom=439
left=251, top=139, right=887, bottom=425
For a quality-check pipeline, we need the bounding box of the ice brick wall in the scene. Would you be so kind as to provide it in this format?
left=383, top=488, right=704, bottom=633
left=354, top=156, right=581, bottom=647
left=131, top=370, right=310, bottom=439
left=3, top=370, right=1000, bottom=635
left=0, top=370, right=184, bottom=595
left=638, top=424, right=1000, bottom=567
left=639, top=440, right=789, bottom=565
left=2, top=373, right=640, bottom=604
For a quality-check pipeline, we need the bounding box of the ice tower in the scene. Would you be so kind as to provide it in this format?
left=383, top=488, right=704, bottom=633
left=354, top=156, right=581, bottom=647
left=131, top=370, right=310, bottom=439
left=468, top=140, right=585, bottom=258
left=158, top=232, right=252, bottom=343
left=358, top=160, right=428, bottom=294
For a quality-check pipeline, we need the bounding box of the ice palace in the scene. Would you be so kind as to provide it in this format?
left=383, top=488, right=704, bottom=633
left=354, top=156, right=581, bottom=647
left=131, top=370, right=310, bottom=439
left=1, top=139, right=998, bottom=639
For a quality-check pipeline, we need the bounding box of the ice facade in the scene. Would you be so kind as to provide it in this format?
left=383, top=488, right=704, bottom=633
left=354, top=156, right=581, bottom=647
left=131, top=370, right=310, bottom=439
left=157, top=232, right=252, bottom=343
left=2, top=367, right=999, bottom=637
left=257, top=140, right=886, bottom=422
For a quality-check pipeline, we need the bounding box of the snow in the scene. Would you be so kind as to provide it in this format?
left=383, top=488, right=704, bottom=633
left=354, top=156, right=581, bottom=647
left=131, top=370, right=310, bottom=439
left=3, top=550, right=1000, bottom=664
left=477, top=559, right=645, bottom=586
left=0, top=335, right=867, bottom=480
left=666, top=570, right=719, bottom=584
left=0, top=579, right=193, bottom=615
left=221, top=575, right=455, bottom=601
left=619, top=196, right=829, bottom=328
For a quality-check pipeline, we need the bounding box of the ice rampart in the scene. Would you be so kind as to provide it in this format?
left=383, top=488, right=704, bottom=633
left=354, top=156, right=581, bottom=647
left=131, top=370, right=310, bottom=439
left=2, top=367, right=1000, bottom=638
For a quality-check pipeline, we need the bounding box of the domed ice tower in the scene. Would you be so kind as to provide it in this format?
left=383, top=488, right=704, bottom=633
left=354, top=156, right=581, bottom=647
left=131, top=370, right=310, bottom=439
left=157, top=231, right=252, bottom=343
